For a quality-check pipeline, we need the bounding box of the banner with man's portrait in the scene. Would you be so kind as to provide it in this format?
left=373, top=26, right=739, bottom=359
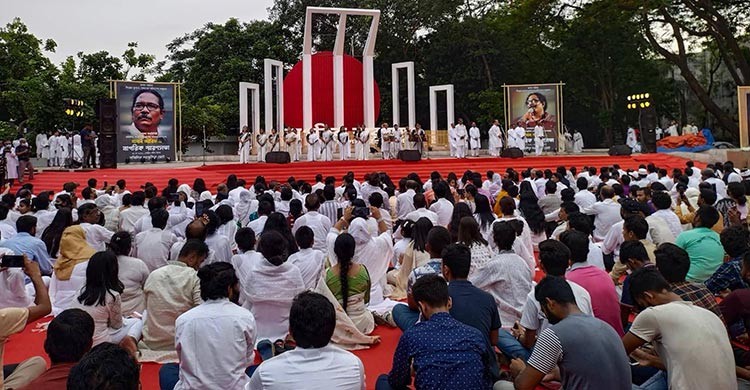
left=504, top=83, right=564, bottom=153
left=114, top=81, right=177, bottom=162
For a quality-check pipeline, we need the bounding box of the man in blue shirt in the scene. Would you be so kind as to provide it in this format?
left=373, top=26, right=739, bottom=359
left=0, top=215, right=53, bottom=277
left=377, top=274, right=493, bottom=390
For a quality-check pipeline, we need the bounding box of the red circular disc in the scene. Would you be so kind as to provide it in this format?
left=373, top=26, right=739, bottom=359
left=283, top=51, right=380, bottom=129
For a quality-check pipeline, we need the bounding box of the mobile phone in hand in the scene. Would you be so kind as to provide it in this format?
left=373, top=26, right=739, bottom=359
left=1, top=255, right=25, bottom=268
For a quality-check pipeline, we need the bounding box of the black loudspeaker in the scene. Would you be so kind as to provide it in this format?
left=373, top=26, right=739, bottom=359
left=398, top=150, right=421, bottom=162
left=501, top=147, right=524, bottom=158
left=266, top=151, right=291, bottom=164
left=608, top=145, right=632, bottom=156
left=641, top=107, right=658, bottom=153
left=96, top=98, right=117, bottom=168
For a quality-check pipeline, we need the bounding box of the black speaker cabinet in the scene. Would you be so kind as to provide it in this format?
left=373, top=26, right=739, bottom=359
left=398, top=150, right=421, bottom=162
left=265, top=151, right=291, bottom=164
left=99, top=133, right=117, bottom=168
left=501, top=147, right=524, bottom=159
left=608, top=145, right=632, bottom=156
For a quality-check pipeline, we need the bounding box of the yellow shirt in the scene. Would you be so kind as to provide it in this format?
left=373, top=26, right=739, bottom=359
left=0, top=307, right=29, bottom=388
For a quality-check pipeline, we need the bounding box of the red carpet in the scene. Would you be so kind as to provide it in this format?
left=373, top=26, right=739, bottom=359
left=25, top=154, right=695, bottom=194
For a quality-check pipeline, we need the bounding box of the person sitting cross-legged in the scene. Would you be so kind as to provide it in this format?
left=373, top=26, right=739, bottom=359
left=377, top=274, right=494, bottom=390
left=495, top=276, right=631, bottom=390
left=159, top=262, right=256, bottom=390
left=247, top=291, right=366, bottom=389
left=622, top=267, right=737, bottom=389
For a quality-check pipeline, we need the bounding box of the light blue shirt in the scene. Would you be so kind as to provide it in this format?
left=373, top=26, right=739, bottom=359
left=0, top=232, right=53, bottom=277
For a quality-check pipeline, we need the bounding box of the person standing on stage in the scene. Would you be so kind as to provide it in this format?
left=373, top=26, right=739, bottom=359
left=256, top=128, right=268, bottom=162
left=626, top=126, right=638, bottom=152
left=573, top=129, right=584, bottom=153
left=320, top=126, right=334, bottom=161
left=488, top=120, right=502, bottom=157
left=268, top=128, right=280, bottom=152
left=337, top=126, right=351, bottom=161
left=15, top=138, right=33, bottom=182
left=380, top=123, right=392, bottom=160
left=391, top=124, right=402, bottom=159
left=666, top=120, right=678, bottom=137
left=534, top=124, right=545, bottom=156
left=454, top=121, right=468, bottom=159
left=448, top=122, right=456, bottom=157
left=508, top=121, right=524, bottom=151
left=80, top=124, right=98, bottom=169
left=238, top=126, right=252, bottom=164
left=564, top=127, right=574, bottom=153
left=355, top=126, right=369, bottom=161
left=469, top=121, right=481, bottom=157
left=35, top=131, right=49, bottom=165
left=411, top=123, right=426, bottom=157
left=72, top=131, right=83, bottom=165
left=284, top=128, right=299, bottom=162
left=307, top=128, right=319, bottom=162
left=655, top=125, right=663, bottom=141
left=48, top=130, right=60, bottom=167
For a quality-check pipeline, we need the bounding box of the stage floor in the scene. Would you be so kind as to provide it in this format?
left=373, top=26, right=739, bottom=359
left=28, top=153, right=695, bottom=193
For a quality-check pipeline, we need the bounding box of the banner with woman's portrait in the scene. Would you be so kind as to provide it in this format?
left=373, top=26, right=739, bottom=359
left=504, top=83, right=564, bottom=153
left=113, top=81, right=177, bottom=163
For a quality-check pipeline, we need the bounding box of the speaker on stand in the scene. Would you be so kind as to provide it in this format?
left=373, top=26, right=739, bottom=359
left=96, top=98, right=117, bottom=168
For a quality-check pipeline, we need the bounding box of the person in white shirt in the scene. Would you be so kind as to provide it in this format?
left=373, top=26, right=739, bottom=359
left=306, top=128, right=319, bottom=162
left=509, top=122, right=526, bottom=150
left=246, top=231, right=305, bottom=343
left=77, top=204, right=112, bottom=251
left=468, top=122, right=481, bottom=157
left=287, top=226, right=325, bottom=290
left=292, top=195, right=332, bottom=253
left=702, top=168, right=727, bottom=199
left=118, top=191, right=148, bottom=233
left=533, top=125, right=545, bottom=156
left=230, top=227, right=261, bottom=309
left=133, top=209, right=178, bottom=272
left=447, top=123, right=456, bottom=157
left=470, top=221, right=533, bottom=328
left=247, top=291, right=366, bottom=390
left=496, top=239, right=593, bottom=361
left=391, top=124, right=402, bottom=159
left=108, top=232, right=149, bottom=316
left=404, top=193, right=439, bottom=225
left=454, top=120, right=468, bottom=159
left=238, top=126, right=252, bottom=164
left=650, top=191, right=683, bottom=239
left=572, top=128, right=584, bottom=153
left=582, top=186, right=622, bottom=242
left=428, top=181, right=454, bottom=227
left=284, top=128, right=300, bottom=162
left=396, top=181, right=419, bottom=221
left=203, top=210, right=233, bottom=264
left=488, top=120, right=502, bottom=157
left=320, top=126, right=334, bottom=161
left=493, top=197, right=535, bottom=275
left=256, top=128, right=268, bottom=162
left=247, top=201, right=273, bottom=239
left=162, top=262, right=257, bottom=390
left=566, top=213, right=606, bottom=270
left=354, top=126, right=369, bottom=160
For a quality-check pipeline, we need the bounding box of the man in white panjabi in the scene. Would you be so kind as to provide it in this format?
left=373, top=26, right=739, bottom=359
left=391, top=124, right=402, bottom=159
left=320, top=126, right=334, bottom=161
left=573, top=129, right=584, bottom=153
left=447, top=122, right=456, bottom=157
left=468, top=121, right=481, bottom=157
left=306, top=128, right=319, bottom=162
left=534, top=124, right=545, bottom=156
left=510, top=122, right=526, bottom=150
left=48, top=130, right=61, bottom=167
left=380, top=123, right=392, bottom=160
left=267, top=128, right=280, bottom=152
left=454, top=119, right=468, bottom=159
left=626, top=127, right=638, bottom=151
left=354, top=126, right=369, bottom=160
left=256, top=128, right=268, bottom=162
left=666, top=120, right=678, bottom=137
left=72, top=132, right=83, bottom=164
left=488, top=120, right=502, bottom=157
left=655, top=126, right=663, bottom=140
left=58, top=133, right=70, bottom=167
left=284, top=128, right=299, bottom=162
left=337, top=127, right=351, bottom=160
left=35, top=131, right=49, bottom=165
left=238, top=126, right=252, bottom=164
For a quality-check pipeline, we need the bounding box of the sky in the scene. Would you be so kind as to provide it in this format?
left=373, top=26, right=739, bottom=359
left=2, top=0, right=275, bottom=67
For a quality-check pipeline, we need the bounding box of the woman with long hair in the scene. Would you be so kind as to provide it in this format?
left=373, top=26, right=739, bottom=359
left=263, top=212, right=299, bottom=254
left=474, top=193, right=498, bottom=244
left=448, top=202, right=473, bottom=242
left=42, top=208, right=73, bottom=258
left=518, top=181, right=547, bottom=246
left=108, top=231, right=149, bottom=316
left=286, top=199, right=303, bottom=228
left=457, top=216, right=493, bottom=276
left=75, top=251, right=141, bottom=346
left=215, top=204, right=239, bottom=252
left=325, top=233, right=374, bottom=334
left=387, top=217, right=433, bottom=300
left=246, top=231, right=305, bottom=344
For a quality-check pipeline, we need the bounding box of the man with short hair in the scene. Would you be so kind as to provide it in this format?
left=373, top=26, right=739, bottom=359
left=396, top=180, right=419, bottom=220
left=650, top=191, right=682, bottom=239
left=404, top=193, right=438, bottom=225
left=654, top=243, right=724, bottom=318
left=497, top=239, right=593, bottom=361
left=292, top=194, right=332, bottom=252
left=563, top=229, right=624, bottom=335
left=247, top=200, right=273, bottom=238
left=67, top=343, right=140, bottom=390
left=318, top=184, right=340, bottom=224
left=573, top=177, right=596, bottom=209
left=133, top=208, right=178, bottom=272
left=14, top=138, right=33, bottom=182
left=118, top=190, right=148, bottom=233
left=428, top=181, right=454, bottom=227
left=622, top=215, right=657, bottom=261
left=497, top=276, right=631, bottom=390
left=623, top=267, right=736, bottom=389
left=230, top=227, right=260, bottom=309
left=617, top=240, right=655, bottom=330
left=0, top=215, right=53, bottom=276
left=379, top=274, right=493, bottom=390
left=287, top=226, right=325, bottom=290
left=137, top=240, right=207, bottom=360
left=705, top=226, right=750, bottom=295
left=159, top=263, right=256, bottom=390
left=18, top=308, right=94, bottom=390
left=582, top=185, right=621, bottom=241
left=675, top=205, right=725, bottom=282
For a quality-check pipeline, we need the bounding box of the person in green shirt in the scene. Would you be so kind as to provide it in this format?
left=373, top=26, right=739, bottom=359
left=675, top=205, right=725, bottom=282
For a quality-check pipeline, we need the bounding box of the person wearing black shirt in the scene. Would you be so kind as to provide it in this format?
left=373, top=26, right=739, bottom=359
left=15, top=138, right=33, bottom=182
left=80, top=125, right=97, bottom=168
